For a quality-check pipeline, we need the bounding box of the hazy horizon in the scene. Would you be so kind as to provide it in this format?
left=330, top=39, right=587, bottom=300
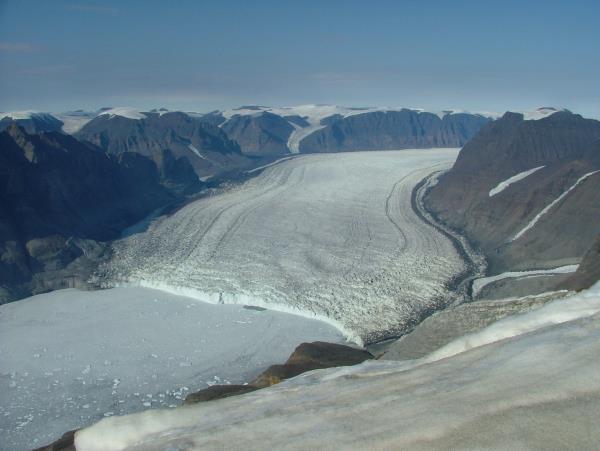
left=1, top=0, right=599, bottom=118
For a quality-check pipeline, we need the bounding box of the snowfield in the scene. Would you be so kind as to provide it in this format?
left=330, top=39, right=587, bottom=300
left=0, top=287, right=345, bottom=451
left=102, top=149, right=465, bottom=344
left=76, top=282, right=600, bottom=451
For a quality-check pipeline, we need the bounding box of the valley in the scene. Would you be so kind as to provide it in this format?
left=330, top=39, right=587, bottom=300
left=101, top=148, right=466, bottom=344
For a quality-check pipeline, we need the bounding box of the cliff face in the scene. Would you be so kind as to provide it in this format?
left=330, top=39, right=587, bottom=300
left=0, top=126, right=178, bottom=303
left=220, top=112, right=295, bottom=156
left=75, top=112, right=250, bottom=178
left=426, top=111, right=600, bottom=274
left=298, top=110, right=490, bottom=152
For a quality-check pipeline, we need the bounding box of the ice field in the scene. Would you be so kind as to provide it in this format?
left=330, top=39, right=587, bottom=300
left=104, top=149, right=464, bottom=343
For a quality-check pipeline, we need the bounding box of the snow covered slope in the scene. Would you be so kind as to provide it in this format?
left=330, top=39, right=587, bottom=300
left=76, top=282, right=600, bottom=451
left=0, top=287, right=344, bottom=450
left=102, top=149, right=465, bottom=344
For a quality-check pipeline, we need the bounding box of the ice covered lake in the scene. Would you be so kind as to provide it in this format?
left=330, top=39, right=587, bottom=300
left=104, top=148, right=464, bottom=343
left=0, top=287, right=345, bottom=450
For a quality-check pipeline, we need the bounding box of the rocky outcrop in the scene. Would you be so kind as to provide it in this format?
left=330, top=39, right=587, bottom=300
left=184, top=341, right=373, bottom=404
left=75, top=111, right=250, bottom=179
left=426, top=111, right=600, bottom=275
left=33, top=430, right=76, bottom=451
left=557, top=234, right=600, bottom=291
left=220, top=112, right=295, bottom=156
left=298, top=110, right=490, bottom=152
left=0, top=125, right=179, bottom=303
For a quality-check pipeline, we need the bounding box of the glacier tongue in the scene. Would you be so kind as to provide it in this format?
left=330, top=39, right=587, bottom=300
left=102, top=149, right=465, bottom=343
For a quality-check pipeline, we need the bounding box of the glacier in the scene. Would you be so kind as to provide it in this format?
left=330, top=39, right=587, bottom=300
left=101, top=149, right=466, bottom=344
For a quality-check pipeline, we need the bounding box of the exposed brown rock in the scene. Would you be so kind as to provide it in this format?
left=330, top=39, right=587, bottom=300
left=32, top=429, right=76, bottom=451
left=184, top=384, right=259, bottom=405
left=184, top=341, right=374, bottom=405
left=251, top=341, right=373, bottom=388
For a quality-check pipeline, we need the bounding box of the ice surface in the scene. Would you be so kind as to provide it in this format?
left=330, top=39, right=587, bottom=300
left=102, top=149, right=465, bottom=343
left=522, top=107, right=566, bottom=120
left=511, top=170, right=600, bottom=241
left=472, top=264, right=578, bottom=297
left=98, top=107, right=148, bottom=120
left=0, top=287, right=345, bottom=450
left=0, top=110, right=56, bottom=120
left=488, top=165, right=545, bottom=197
left=76, top=282, right=600, bottom=451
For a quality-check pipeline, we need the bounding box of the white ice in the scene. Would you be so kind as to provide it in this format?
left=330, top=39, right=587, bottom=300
left=187, top=144, right=208, bottom=160
left=103, top=149, right=465, bottom=343
left=75, top=281, right=600, bottom=451
left=98, top=107, right=148, bottom=120
left=488, top=165, right=545, bottom=197
left=0, top=110, right=53, bottom=120
left=0, top=287, right=345, bottom=450
left=521, top=107, right=566, bottom=120
left=511, top=170, right=600, bottom=241
left=472, top=264, right=578, bottom=297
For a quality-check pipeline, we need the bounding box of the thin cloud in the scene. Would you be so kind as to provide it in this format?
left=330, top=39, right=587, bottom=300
left=0, top=42, right=39, bottom=53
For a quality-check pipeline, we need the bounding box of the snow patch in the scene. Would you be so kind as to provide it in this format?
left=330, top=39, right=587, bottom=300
left=187, top=144, right=208, bottom=160
left=472, top=264, right=579, bottom=297
left=489, top=166, right=545, bottom=197
left=98, top=107, right=148, bottom=120
left=511, top=170, right=600, bottom=241
left=522, top=107, right=566, bottom=120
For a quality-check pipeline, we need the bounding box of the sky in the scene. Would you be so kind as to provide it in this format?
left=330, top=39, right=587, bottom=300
left=0, top=0, right=599, bottom=117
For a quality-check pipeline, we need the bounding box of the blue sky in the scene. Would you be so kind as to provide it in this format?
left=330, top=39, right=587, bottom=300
left=0, top=0, right=599, bottom=117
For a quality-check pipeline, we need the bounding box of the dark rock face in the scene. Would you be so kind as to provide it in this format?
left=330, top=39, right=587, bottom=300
left=557, top=235, right=600, bottom=291
left=426, top=111, right=600, bottom=274
left=33, top=430, right=76, bottom=451
left=0, top=125, right=177, bottom=303
left=0, top=113, right=64, bottom=134
left=220, top=112, right=295, bottom=156
left=184, top=385, right=260, bottom=405
left=298, top=110, right=490, bottom=152
left=75, top=112, right=250, bottom=178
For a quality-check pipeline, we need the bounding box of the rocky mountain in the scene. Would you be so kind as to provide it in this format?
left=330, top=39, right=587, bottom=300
left=0, top=125, right=185, bottom=303
left=425, top=110, right=600, bottom=289
left=0, top=111, right=65, bottom=134
left=220, top=111, right=295, bottom=156
left=75, top=108, right=251, bottom=179
left=209, top=105, right=493, bottom=155
left=557, top=234, right=600, bottom=291
left=298, top=110, right=491, bottom=152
